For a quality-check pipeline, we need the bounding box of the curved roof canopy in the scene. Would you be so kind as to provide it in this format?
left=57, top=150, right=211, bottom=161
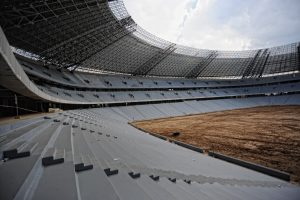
left=0, top=0, right=299, bottom=78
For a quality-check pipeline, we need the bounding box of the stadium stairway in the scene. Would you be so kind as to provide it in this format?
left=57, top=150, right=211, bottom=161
left=1, top=95, right=300, bottom=200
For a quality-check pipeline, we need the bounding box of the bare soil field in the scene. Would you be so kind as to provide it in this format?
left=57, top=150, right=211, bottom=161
left=132, top=106, right=300, bottom=183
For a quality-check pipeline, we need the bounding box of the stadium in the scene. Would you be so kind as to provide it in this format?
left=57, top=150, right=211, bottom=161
left=0, top=0, right=300, bottom=199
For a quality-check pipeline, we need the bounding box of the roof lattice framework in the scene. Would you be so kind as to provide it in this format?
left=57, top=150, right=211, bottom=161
left=0, top=0, right=299, bottom=78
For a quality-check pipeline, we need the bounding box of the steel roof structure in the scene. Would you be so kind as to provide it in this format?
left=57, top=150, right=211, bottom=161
left=1, top=0, right=299, bottom=78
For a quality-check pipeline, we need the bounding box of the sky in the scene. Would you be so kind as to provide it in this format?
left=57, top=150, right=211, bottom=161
left=124, top=0, right=300, bottom=51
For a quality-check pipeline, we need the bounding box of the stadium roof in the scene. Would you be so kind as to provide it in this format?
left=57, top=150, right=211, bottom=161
left=0, top=0, right=299, bottom=78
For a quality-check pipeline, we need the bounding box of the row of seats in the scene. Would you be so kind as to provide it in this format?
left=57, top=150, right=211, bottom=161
left=36, top=81, right=300, bottom=103
left=18, top=55, right=300, bottom=90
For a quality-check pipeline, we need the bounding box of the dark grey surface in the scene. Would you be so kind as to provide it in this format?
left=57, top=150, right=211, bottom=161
left=32, top=162, right=77, bottom=200
left=0, top=156, right=39, bottom=200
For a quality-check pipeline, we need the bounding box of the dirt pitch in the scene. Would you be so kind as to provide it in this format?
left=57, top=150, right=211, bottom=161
left=132, top=106, right=300, bottom=183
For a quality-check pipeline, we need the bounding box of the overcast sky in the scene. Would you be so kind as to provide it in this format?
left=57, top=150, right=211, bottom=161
left=124, top=0, right=300, bottom=50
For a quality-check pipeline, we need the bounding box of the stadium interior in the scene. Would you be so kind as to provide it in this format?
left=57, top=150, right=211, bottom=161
left=0, top=0, right=300, bottom=199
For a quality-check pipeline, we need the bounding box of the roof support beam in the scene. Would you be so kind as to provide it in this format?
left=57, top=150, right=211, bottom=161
left=242, top=49, right=269, bottom=78
left=242, top=50, right=261, bottom=78
left=132, top=44, right=176, bottom=76
left=185, top=51, right=218, bottom=78
left=258, top=51, right=270, bottom=77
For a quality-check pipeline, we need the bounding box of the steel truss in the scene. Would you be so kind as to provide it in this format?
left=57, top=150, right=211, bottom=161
left=132, top=44, right=176, bottom=76
left=185, top=51, right=218, bottom=78
left=0, top=0, right=299, bottom=78
left=242, top=49, right=270, bottom=78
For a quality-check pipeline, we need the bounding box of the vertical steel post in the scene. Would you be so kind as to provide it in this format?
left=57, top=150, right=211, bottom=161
left=14, top=94, right=19, bottom=117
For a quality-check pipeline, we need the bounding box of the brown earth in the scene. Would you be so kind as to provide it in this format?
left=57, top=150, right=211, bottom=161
left=132, top=106, right=300, bottom=183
